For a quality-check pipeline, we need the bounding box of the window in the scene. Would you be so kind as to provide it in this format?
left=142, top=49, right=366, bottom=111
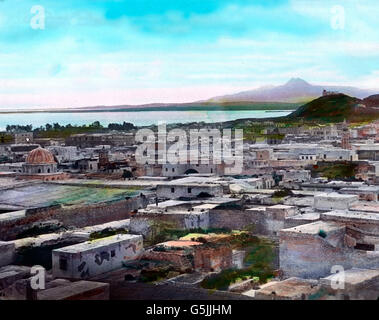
left=165, top=168, right=168, bottom=172
left=59, top=257, right=68, bottom=271
left=111, top=250, right=116, bottom=257
left=188, top=188, right=192, bottom=194
left=171, top=187, right=175, bottom=193
left=172, top=168, right=175, bottom=172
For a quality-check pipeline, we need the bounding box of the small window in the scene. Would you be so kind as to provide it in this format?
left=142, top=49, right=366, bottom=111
left=165, top=168, right=168, bottom=172
left=188, top=188, right=192, bottom=194
left=59, top=257, right=68, bottom=271
left=172, top=168, right=175, bottom=172
left=171, top=187, right=175, bottom=193
left=111, top=250, right=116, bottom=257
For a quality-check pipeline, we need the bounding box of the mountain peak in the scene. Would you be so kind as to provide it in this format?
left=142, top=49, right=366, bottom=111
left=284, top=78, right=311, bottom=87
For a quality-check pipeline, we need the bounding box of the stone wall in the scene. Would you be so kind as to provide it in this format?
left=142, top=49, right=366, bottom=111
left=0, top=195, right=150, bottom=241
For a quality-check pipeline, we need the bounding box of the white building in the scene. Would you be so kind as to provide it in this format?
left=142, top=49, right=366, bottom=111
left=52, top=234, right=143, bottom=280
left=156, top=179, right=223, bottom=199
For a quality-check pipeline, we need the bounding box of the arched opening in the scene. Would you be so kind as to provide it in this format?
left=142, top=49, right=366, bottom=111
left=47, top=168, right=50, bottom=173
left=184, top=168, right=199, bottom=175
left=38, top=169, right=41, bottom=173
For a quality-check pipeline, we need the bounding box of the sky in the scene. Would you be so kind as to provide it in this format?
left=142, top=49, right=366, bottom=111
left=0, top=0, right=379, bottom=109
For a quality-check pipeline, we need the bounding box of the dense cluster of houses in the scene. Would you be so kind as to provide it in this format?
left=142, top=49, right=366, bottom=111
left=0, top=121, right=378, bottom=300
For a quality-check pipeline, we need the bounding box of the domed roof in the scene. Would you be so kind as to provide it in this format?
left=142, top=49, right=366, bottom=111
left=26, top=147, right=56, bottom=164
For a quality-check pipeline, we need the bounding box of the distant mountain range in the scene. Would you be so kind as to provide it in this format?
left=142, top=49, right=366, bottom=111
left=2, top=78, right=377, bottom=114
left=207, top=78, right=377, bottom=103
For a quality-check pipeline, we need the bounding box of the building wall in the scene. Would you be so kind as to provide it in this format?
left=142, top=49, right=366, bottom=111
left=52, top=235, right=143, bottom=279
left=15, top=133, right=33, bottom=144
left=208, top=207, right=300, bottom=237
left=162, top=163, right=217, bottom=177
left=129, top=211, right=210, bottom=239
left=193, top=245, right=232, bottom=272
left=23, top=163, right=57, bottom=174
left=142, top=250, right=193, bottom=272
left=0, top=195, right=150, bottom=241
left=157, top=184, right=223, bottom=199
left=279, top=231, right=379, bottom=279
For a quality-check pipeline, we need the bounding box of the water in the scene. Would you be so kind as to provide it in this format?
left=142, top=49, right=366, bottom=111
left=0, top=110, right=292, bottom=130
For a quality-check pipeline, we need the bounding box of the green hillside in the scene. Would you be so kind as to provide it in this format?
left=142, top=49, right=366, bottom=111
left=288, top=94, right=379, bottom=123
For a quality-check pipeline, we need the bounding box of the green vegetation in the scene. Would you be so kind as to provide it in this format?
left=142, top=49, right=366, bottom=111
left=4, top=121, right=136, bottom=139
left=89, top=228, right=128, bottom=240
left=311, top=161, right=358, bottom=180
left=288, top=94, right=379, bottom=123
left=46, top=185, right=140, bottom=207
left=0, top=133, right=13, bottom=144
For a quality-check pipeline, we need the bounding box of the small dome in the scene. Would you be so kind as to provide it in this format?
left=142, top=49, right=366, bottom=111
left=26, top=147, right=56, bottom=164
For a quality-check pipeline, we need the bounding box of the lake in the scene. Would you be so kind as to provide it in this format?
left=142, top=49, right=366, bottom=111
left=0, top=110, right=292, bottom=130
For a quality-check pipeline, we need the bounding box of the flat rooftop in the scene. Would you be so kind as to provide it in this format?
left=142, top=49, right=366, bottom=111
left=315, top=193, right=359, bottom=200
left=350, top=203, right=379, bottom=213
left=280, top=221, right=345, bottom=235
left=253, top=277, right=319, bottom=300
left=321, top=210, right=379, bottom=223
left=54, top=234, right=141, bottom=254
left=320, top=268, right=379, bottom=289
left=0, top=183, right=142, bottom=209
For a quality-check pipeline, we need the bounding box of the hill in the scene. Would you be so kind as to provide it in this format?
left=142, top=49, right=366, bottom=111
left=363, top=94, right=379, bottom=108
left=207, top=78, right=377, bottom=104
left=288, top=94, right=379, bottom=123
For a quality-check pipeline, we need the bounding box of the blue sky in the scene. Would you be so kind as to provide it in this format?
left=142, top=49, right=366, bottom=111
left=0, top=0, right=379, bottom=109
